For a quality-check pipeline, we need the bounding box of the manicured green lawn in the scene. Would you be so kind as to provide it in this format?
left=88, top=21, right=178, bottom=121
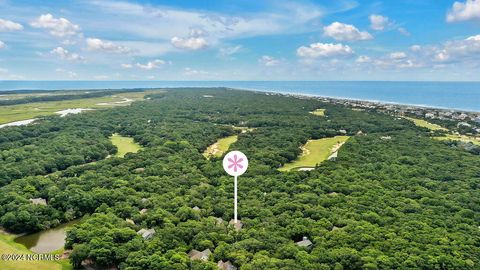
left=279, top=136, right=350, bottom=171
left=310, top=109, right=326, bottom=116
left=433, top=134, right=480, bottom=146
left=203, top=135, right=238, bottom=158
left=110, top=133, right=142, bottom=157
left=404, top=117, right=448, bottom=131
left=0, top=232, right=72, bottom=270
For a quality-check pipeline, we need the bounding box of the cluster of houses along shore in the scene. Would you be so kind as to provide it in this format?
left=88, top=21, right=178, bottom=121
left=269, top=91, right=480, bottom=135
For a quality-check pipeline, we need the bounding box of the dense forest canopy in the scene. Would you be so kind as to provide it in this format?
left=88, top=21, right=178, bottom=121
left=0, top=88, right=478, bottom=269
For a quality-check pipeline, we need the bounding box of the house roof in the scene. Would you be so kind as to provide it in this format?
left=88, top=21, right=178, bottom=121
left=29, top=198, right=47, bottom=206
left=296, top=237, right=313, bottom=247
left=188, top=249, right=211, bottom=261
left=137, top=228, right=155, bottom=240
left=218, top=260, right=237, bottom=270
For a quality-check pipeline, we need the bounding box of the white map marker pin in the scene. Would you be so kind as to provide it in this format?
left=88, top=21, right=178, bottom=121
left=223, top=151, right=248, bottom=224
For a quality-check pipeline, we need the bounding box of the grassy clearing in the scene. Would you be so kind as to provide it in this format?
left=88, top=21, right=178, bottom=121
left=110, top=133, right=142, bottom=157
left=0, top=232, right=71, bottom=270
left=203, top=135, right=238, bottom=159
left=279, top=136, right=350, bottom=171
left=433, top=134, right=480, bottom=146
left=404, top=117, right=448, bottom=131
left=310, top=109, right=326, bottom=116
left=0, top=91, right=161, bottom=125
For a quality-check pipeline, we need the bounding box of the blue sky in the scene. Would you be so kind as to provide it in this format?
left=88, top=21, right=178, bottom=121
left=0, top=0, right=480, bottom=81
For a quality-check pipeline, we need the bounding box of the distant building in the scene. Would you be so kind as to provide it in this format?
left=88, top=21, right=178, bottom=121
left=218, top=260, right=237, bottom=270
left=457, top=122, right=472, bottom=128
left=188, top=249, right=211, bottom=261
left=296, top=236, right=312, bottom=247
left=380, top=136, right=392, bottom=140
left=137, top=228, right=155, bottom=240
left=139, top=208, right=148, bottom=215
left=192, top=206, right=201, bottom=211
left=29, top=198, right=47, bottom=206
left=425, top=113, right=435, bottom=118
left=339, top=129, right=347, bottom=134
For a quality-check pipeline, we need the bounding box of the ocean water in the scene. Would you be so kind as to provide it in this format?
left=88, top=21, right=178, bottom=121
left=1, top=81, right=480, bottom=112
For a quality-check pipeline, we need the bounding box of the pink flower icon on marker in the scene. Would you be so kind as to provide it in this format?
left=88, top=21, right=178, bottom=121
left=223, top=151, right=248, bottom=177
left=228, top=154, right=244, bottom=172
left=223, top=151, right=248, bottom=224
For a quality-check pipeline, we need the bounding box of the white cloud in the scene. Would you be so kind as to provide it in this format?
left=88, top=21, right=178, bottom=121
left=410, top=45, right=422, bottom=52
left=94, top=75, right=109, bottom=80
left=297, top=43, right=354, bottom=58
left=369, top=35, right=480, bottom=69
left=398, top=27, right=410, bottom=36
left=369, top=14, right=390, bottom=30
left=62, top=39, right=77, bottom=45
left=0, top=41, right=5, bottom=49
left=389, top=52, right=407, bottom=60
left=356, top=55, right=371, bottom=63
left=447, top=0, right=480, bottom=22
left=50, top=47, right=84, bottom=62
left=432, top=35, right=480, bottom=62
left=259, top=55, right=280, bottom=66
left=30, top=14, right=80, bottom=37
left=121, top=63, right=133, bottom=69
left=55, top=68, right=78, bottom=78
left=218, top=45, right=242, bottom=58
left=135, top=59, right=166, bottom=70
left=171, top=36, right=208, bottom=50
left=87, top=0, right=324, bottom=44
left=323, top=22, right=372, bottom=41
left=86, top=38, right=131, bottom=54
left=0, top=18, right=23, bottom=32
left=466, top=34, right=480, bottom=40
left=0, top=68, right=24, bottom=80
left=171, top=29, right=208, bottom=50
left=184, top=67, right=209, bottom=76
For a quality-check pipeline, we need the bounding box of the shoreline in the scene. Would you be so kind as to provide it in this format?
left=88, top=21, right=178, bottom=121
left=0, top=81, right=479, bottom=112
left=0, top=86, right=479, bottom=114
left=222, top=87, right=480, bottom=114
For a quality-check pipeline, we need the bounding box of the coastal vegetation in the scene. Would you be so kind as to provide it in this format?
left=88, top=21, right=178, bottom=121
left=0, top=90, right=157, bottom=124
left=110, top=133, right=143, bottom=157
left=279, top=136, right=350, bottom=171
left=404, top=116, right=448, bottom=131
left=403, top=116, right=480, bottom=147
left=0, top=88, right=478, bottom=269
left=434, top=134, right=480, bottom=146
